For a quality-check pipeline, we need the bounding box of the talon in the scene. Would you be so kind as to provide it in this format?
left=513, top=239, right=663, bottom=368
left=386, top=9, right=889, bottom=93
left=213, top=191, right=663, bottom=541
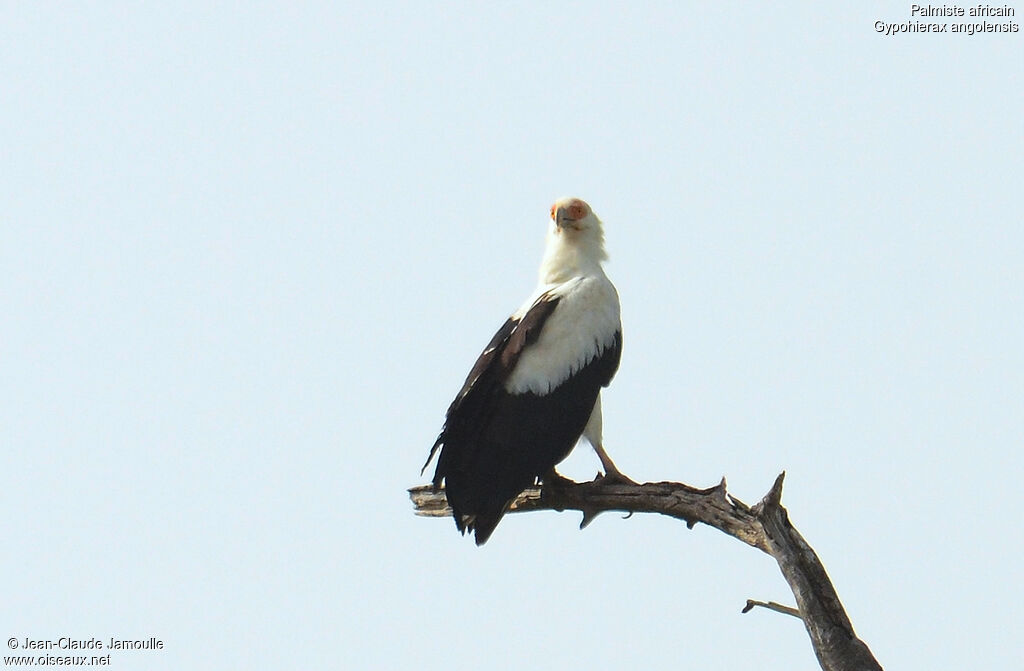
left=594, top=468, right=637, bottom=486
left=590, top=440, right=634, bottom=484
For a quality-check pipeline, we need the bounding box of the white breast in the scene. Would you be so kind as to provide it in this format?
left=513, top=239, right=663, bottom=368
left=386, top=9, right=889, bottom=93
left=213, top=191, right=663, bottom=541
left=504, top=274, right=621, bottom=396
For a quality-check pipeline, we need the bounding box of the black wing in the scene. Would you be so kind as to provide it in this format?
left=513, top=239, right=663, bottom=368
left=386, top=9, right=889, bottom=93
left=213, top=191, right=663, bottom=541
left=421, top=293, right=560, bottom=478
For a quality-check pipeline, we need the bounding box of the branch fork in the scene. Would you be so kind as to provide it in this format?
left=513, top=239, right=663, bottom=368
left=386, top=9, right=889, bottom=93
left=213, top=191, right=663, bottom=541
left=409, top=471, right=883, bottom=671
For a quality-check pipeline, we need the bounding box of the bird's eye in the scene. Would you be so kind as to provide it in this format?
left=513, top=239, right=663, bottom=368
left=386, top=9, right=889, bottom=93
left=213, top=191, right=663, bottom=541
left=568, top=201, right=588, bottom=220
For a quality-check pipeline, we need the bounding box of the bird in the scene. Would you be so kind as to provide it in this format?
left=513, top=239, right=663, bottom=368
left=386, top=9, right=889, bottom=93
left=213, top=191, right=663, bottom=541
left=422, top=197, right=626, bottom=545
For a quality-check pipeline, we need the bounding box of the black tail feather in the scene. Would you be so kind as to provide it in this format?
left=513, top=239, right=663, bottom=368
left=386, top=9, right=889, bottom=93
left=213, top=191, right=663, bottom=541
left=470, top=511, right=505, bottom=546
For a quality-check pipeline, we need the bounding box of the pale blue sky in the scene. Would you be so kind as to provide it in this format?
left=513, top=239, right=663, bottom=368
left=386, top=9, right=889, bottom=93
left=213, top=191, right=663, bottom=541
left=3, top=3, right=1022, bottom=670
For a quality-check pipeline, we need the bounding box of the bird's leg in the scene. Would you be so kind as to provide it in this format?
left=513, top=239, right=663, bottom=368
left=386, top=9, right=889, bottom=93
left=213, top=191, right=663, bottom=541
left=592, top=442, right=636, bottom=485
left=582, top=395, right=634, bottom=484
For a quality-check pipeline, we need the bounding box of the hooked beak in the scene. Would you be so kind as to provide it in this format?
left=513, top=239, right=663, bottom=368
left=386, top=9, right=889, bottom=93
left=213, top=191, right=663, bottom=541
left=554, top=208, right=580, bottom=231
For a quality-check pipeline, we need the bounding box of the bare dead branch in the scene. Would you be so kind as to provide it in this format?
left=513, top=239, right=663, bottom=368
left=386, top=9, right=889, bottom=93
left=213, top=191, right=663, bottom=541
left=743, top=598, right=802, bottom=619
left=408, top=472, right=883, bottom=671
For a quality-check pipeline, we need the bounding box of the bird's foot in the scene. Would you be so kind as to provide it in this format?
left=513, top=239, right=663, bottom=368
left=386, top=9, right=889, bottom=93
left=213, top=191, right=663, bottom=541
left=592, top=467, right=637, bottom=486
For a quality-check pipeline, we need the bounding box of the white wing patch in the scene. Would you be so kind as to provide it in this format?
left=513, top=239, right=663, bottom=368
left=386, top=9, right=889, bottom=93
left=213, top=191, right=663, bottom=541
left=504, top=275, right=620, bottom=396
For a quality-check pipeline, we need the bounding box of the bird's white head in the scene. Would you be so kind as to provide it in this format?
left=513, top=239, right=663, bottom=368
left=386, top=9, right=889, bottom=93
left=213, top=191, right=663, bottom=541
left=550, top=198, right=594, bottom=232
left=539, top=197, right=608, bottom=283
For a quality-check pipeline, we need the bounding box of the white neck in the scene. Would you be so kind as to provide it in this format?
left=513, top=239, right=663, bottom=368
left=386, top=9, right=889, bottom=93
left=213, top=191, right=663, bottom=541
left=537, top=221, right=608, bottom=285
